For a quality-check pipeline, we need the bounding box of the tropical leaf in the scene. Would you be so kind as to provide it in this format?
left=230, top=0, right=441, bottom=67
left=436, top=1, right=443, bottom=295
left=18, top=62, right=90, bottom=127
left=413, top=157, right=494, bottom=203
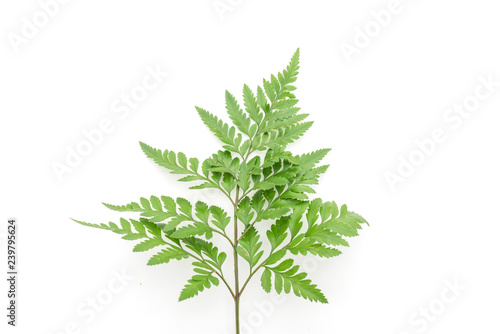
left=237, top=227, right=264, bottom=268
left=196, top=107, right=243, bottom=154
left=74, top=48, right=368, bottom=322
left=179, top=268, right=219, bottom=301
left=148, top=247, right=189, bottom=266
left=263, top=259, right=328, bottom=304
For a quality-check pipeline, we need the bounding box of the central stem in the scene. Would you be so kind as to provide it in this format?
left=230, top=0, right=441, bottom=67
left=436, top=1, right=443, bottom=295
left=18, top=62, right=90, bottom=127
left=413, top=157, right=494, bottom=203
left=233, top=186, right=240, bottom=334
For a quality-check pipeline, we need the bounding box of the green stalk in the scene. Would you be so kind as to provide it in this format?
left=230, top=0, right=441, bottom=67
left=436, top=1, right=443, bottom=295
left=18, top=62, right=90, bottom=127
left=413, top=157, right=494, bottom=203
left=233, top=186, right=241, bottom=334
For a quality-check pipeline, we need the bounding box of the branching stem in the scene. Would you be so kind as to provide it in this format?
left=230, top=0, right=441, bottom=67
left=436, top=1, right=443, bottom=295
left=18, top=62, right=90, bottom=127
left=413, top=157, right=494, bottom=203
left=232, top=186, right=241, bottom=334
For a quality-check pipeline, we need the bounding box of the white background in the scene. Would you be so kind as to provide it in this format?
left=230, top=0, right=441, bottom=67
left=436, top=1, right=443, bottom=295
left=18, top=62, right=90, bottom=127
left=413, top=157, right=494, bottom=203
left=1, top=0, right=499, bottom=333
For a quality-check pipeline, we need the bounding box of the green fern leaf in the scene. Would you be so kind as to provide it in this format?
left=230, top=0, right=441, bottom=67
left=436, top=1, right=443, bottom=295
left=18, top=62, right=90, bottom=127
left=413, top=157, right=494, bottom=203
left=261, top=268, right=272, bottom=293
left=225, top=90, right=252, bottom=136
left=237, top=227, right=264, bottom=268
left=74, top=49, right=368, bottom=330
left=133, top=238, right=166, bottom=252
left=243, top=84, right=263, bottom=123
left=148, top=247, right=189, bottom=266
left=179, top=269, right=219, bottom=301
left=265, top=259, right=328, bottom=303
left=196, top=106, right=242, bottom=153
left=170, top=222, right=212, bottom=239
